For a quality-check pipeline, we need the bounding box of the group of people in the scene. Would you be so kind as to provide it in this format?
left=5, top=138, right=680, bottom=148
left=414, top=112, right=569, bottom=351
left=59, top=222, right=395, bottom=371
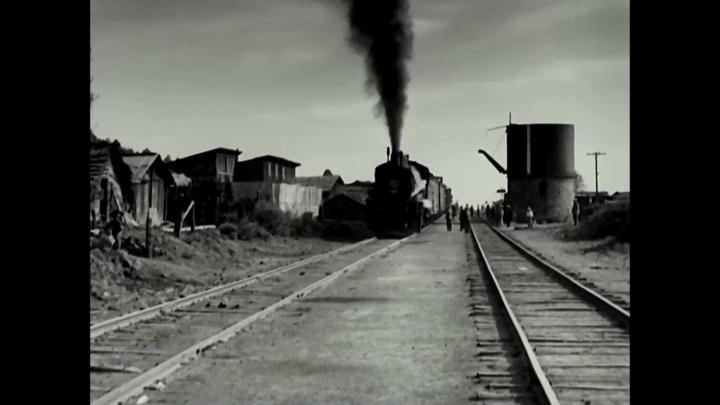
left=484, top=202, right=516, bottom=228
left=445, top=202, right=483, bottom=233
left=481, top=197, right=582, bottom=228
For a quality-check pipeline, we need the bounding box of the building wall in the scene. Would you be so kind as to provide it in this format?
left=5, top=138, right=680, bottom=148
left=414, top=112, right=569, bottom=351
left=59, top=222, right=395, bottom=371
left=215, top=153, right=236, bottom=182
left=507, top=177, right=574, bottom=223
left=263, top=161, right=296, bottom=182
left=131, top=173, right=166, bottom=225
left=170, top=155, right=216, bottom=177
left=233, top=181, right=322, bottom=217
left=236, top=160, right=297, bottom=183
left=90, top=163, right=126, bottom=223
left=169, top=152, right=238, bottom=225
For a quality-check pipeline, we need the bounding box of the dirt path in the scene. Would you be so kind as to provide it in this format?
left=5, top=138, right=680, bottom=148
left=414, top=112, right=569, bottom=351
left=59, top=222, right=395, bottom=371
left=142, top=224, right=481, bottom=404
left=90, top=229, right=349, bottom=323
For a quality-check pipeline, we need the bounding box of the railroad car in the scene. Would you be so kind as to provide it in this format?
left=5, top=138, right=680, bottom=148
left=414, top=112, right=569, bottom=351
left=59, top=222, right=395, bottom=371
left=366, top=150, right=449, bottom=238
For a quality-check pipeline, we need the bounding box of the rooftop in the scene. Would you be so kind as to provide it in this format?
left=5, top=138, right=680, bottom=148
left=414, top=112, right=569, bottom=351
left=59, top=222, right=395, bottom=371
left=122, top=154, right=174, bottom=184
left=236, top=155, right=301, bottom=167
left=296, top=175, right=344, bottom=191
left=327, top=183, right=371, bottom=206
left=175, top=147, right=242, bottom=162
left=326, top=190, right=368, bottom=206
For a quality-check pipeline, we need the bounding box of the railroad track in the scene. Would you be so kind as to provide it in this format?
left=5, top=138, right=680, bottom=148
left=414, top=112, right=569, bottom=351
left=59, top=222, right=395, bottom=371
left=491, top=227, right=630, bottom=313
left=469, top=223, right=629, bottom=405
left=90, top=238, right=377, bottom=338
left=90, top=235, right=413, bottom=405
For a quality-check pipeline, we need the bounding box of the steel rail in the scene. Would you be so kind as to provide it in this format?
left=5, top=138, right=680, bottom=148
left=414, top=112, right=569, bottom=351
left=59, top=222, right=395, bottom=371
left=90, top=237, right=377, bottom=339
left=488, top=225, right=630, bottom=329
left=92, top=234, right=413, bottom=405
left=469, top=225, right=561, bottom=405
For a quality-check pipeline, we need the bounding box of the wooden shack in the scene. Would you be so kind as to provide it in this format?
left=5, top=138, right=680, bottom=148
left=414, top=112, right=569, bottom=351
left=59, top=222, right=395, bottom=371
left=233, top=155, right=300, bottom=183
left=296, top=173, right=344, bottom=201
left=89, top=136, right=133, bottom=226
left=167, top=147, right=242, bottom=225
left=321, top=182, right=372, bottom=222
left=122, top=154, right=175, bottom=225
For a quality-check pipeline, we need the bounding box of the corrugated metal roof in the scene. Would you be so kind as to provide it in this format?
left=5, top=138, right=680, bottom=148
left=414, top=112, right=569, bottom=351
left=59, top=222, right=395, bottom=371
left=123, top=154, right=158, bottom=182
left=122, top=154, right=175, bottom=185
left=89, top=144, right=112, bottom=194
left=295, top=175, right=343, bottom=191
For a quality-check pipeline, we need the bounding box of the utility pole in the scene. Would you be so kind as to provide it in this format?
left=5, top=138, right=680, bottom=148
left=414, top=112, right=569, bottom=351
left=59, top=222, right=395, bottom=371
left=586, top=152, right=606, bottom=201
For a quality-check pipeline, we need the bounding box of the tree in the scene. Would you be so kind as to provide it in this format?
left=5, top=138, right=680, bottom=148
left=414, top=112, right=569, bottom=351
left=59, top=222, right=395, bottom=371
left=574, top=173, right=586, bottom=192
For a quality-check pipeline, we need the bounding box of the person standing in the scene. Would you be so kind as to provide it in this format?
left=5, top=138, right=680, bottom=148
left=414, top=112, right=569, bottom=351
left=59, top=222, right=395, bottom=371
left=571, top=198, right=580, bottom=226
left=445, top=210, right=452, bottom=231
left=104, top=210, right=124, bottom=250
left=503, top=204, right=514, bottom=228
left=526, top=206, right=534, bottom=229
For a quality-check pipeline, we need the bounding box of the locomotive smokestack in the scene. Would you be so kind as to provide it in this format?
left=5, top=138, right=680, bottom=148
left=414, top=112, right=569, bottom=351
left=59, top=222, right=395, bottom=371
left=340, top=0, right=413, bottom=154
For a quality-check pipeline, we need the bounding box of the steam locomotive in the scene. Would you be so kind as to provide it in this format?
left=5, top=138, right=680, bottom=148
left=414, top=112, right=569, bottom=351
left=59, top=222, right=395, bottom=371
left=366, top=149, right=452, bottom=238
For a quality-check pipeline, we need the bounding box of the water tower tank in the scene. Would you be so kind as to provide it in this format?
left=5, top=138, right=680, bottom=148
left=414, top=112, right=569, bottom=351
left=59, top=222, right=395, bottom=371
left=505, top=123, right=575, bottom=222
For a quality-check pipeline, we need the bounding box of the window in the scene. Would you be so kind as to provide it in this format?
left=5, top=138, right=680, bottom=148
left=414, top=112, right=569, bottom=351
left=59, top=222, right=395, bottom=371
left=275, top=164, right=279, bottom=180
left=266, top=163, right=271, bottom=179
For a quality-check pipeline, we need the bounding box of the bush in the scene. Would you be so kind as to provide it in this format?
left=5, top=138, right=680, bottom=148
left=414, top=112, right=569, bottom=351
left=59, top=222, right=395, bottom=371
left=570, top=203, right=629, bottom=241
left=218, top=222, right=238, bottom=239
left=291, top=212, right=319, bottom=237
left=236, top=218, right=271, bottom=241
left=250, top=201, right=293, bottom=236
left=234, top=198, right=257, bottom=220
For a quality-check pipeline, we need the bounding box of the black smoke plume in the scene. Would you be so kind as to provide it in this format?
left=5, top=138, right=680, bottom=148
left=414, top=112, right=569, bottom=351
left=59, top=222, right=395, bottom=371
left=342, top=0, right=413, bottom=154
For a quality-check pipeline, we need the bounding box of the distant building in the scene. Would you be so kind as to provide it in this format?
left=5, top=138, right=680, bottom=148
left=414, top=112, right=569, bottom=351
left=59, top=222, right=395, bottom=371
left=167, top=147, right=242, bottom=225
left=167, top=171, right=193, bottom=224
left=233, top=155, right=300, bottom=183
left=89, top=136, right=133, bottom=225
left=296, top=172, right=344, bottom=201
left=575, top=191, right=611, bottom=209
left=321, top=182, right=372, bottom=222
left=611, top=191, right=630, bottom=202
left=122, top=154, right=175, bottom=225
left=233, top=155, right=322, bottom=217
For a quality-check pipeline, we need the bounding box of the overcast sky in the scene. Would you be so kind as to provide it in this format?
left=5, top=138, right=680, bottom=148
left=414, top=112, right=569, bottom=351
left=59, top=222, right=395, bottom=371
left=91, top=0, right=629, bottom=204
